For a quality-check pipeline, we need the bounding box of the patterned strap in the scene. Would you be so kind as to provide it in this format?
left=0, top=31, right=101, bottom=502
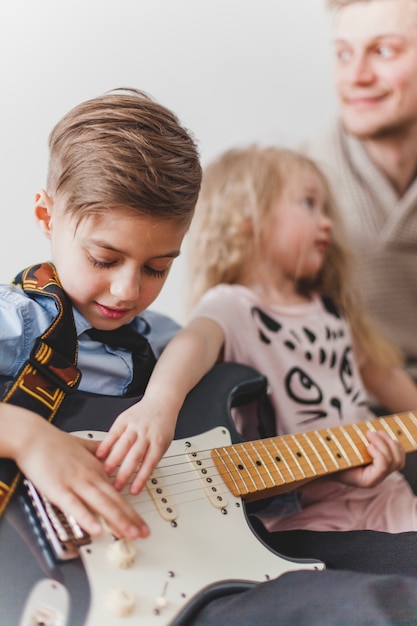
left=0, top=263, right=81, bottom=515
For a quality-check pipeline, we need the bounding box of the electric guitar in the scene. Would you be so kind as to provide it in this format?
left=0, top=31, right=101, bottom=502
left=0, top=363, right=323, bottom=626
left=3, top=363, right=417, bottom=625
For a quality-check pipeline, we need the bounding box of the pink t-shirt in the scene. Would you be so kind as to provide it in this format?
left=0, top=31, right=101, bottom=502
left=192, top=284, right=417, bottom=532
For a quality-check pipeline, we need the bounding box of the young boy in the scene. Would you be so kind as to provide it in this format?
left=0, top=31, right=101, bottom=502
left=0, top=88, right=202, bottom=539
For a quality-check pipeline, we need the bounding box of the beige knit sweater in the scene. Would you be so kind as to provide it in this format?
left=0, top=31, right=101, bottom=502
left=303, top=122, right=417, bottom=378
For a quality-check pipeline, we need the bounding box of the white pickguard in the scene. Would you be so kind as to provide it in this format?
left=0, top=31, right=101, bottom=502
left=75, top=427, right=324, bottom=625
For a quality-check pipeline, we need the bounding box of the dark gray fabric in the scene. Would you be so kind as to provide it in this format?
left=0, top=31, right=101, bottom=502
left=249, top=519, right=417, bottom=577
left=190, top=570, right=417, bottom=626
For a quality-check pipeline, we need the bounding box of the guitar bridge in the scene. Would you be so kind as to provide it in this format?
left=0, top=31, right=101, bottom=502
left=24, top=479, right=91, bottom=561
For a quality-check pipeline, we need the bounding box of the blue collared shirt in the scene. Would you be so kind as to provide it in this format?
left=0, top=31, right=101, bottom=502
left=0, top=284, right=180, bottom=395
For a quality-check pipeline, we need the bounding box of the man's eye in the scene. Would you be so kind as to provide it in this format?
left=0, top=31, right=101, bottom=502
left=337, top=48, right=351, bottom=62
left=376, top=46, right=394, bottom=59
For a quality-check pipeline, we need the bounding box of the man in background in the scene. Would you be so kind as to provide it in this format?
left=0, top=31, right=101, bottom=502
left=304, top=0, right=417, bottom=381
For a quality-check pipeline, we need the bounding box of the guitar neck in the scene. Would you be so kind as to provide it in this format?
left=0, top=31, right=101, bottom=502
left=212, top=410, right=417, bottom=501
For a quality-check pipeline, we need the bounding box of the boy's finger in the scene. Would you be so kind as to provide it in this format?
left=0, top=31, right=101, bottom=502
left=96, top=431, right=121, bottom=459
left=113, top=443, right=149, bottom=491
left=81, top=482, right=149, bottom=539
left=129, top=451, right=159, bottom=495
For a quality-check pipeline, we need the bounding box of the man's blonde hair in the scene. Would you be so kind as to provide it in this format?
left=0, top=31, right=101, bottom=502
left=187, top=145, right=401, bottom=369
left=47, top=88, right=202, bottom=225
left=327, top=0, right=417, bottom=10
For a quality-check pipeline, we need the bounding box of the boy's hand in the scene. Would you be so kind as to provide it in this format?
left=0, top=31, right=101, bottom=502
left=336, top=430, right=405, bottom=488
left=15, top=416, right=149, bottom=539
left=96, top=397, right=177, bottom=495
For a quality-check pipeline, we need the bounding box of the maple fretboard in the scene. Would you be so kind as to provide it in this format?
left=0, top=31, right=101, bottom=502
left=212, top=410, right=417, bottom=501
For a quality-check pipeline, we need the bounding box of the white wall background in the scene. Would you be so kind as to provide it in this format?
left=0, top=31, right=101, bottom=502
left=0, top=0, right=336, bottom=323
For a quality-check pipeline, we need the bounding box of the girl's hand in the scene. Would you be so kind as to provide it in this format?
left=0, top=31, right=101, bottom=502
left=336, top=430, right=405, bottom=488
left=96, top=397, right=177, bottom=495
left=14, top=415, right=149, bottom=539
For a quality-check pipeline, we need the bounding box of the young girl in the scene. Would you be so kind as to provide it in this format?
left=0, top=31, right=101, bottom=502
left=104, top=145, right=417, bottom=533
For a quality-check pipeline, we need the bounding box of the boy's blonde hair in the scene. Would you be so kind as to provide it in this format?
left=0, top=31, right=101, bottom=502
left=187, top=145, right=401, bottom=369
left=47, top=88, right=202, bottom=225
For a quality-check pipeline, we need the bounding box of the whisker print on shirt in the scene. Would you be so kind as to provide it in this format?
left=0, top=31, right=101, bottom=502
left=251, top=300, right=368, bottom=428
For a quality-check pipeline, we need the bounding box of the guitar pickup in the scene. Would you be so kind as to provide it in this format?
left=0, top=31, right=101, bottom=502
left=186, top=444, right=228, bottom=510
left=24, top=479, right=91, bottom=561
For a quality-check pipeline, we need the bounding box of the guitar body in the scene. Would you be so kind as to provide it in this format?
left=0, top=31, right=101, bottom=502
left=0, top=363, right=323, bottom=626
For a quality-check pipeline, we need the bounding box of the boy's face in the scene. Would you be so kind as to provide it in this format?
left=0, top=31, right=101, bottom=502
left=35, top=192, right=189, bottom=330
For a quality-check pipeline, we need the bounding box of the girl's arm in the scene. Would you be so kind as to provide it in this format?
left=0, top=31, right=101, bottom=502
left=97, top=317, right=226, bottom=493
left=360, top=361, right=417, bottom=414
left=0, top=403, right=149, bottom=539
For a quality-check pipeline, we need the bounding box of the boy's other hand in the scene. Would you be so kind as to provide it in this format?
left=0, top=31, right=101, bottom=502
left=15, top=415, right=149, bottom=539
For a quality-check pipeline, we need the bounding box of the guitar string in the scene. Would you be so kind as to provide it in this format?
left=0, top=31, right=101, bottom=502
left=114, top=417, right=399, bottom=518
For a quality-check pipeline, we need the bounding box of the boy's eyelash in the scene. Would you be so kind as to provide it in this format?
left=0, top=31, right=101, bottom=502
left=88, top=255, right=168, bottom=278
left=89, top=256, right=116, bottom=269
left=144, top=266, right=168, bottom=279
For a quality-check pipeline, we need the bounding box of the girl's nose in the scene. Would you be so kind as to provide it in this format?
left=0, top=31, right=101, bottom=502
left=321, top=213, right=333, bottom=232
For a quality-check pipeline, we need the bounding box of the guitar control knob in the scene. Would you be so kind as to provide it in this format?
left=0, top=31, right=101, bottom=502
left=105, top=587, right=135, bottom=617
left=106, top=538, right=137, bottom=568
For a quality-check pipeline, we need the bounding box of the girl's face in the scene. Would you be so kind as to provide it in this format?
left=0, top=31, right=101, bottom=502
left=261, top=170, right=333, bottom=282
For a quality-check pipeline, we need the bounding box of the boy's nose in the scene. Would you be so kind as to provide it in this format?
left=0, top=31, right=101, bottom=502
left=110, top=272, right=140, bottom=302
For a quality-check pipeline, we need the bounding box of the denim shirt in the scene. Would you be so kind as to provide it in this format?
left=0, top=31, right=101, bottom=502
left=0, top=284, right=180, bottom=395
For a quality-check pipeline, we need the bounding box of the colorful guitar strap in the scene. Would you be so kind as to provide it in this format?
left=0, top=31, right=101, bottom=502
left=0, top=262, right=81, bottom=515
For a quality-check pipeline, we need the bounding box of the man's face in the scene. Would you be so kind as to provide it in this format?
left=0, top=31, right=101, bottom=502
left=333, top=0, right=417, bottom=138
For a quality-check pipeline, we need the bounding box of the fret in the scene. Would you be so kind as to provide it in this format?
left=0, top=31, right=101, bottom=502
left=351, top=422, right=370, bottom=448
left=377, top=417, right=397, bottom=440
left=248, top=441, right=279, bottom=489
left=289, top=435, right=317, bottom=479
left=338, top=426, right=365, bottom=464
left=408, top=411, right=417, bottom=431
left=211, top=447, right=246, bottom=497
left=258, top=439, right=287, bottom=485
left=308, top=430, right=342, bottom=470
left=231, top=444, right=258, bottom=493
left=324, top=427, right=353, bottom=468
left=340, top=421, right=372, bottom=464
left=268, top=438, right=297, bottom=482
left=240, top=443, right=268, bottom=491
left=278, top=436, right=306, bottom=480
left=300, top=432, right=328, bottom=474
left=393, top=414, right=417, bottom=451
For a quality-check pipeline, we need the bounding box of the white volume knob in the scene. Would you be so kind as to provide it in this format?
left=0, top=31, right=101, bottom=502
left=105, top=588, right=135, bottom=617
left=106, top=538, right=137, bottom=568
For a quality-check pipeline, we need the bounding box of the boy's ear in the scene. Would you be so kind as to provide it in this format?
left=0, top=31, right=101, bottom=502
left=34, top=190, right=54, bottom=238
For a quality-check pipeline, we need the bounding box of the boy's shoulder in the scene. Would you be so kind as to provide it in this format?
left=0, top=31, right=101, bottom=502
left=0, top=283, right=56, bottom=334
left=139, top=310, right=181, bottom=357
